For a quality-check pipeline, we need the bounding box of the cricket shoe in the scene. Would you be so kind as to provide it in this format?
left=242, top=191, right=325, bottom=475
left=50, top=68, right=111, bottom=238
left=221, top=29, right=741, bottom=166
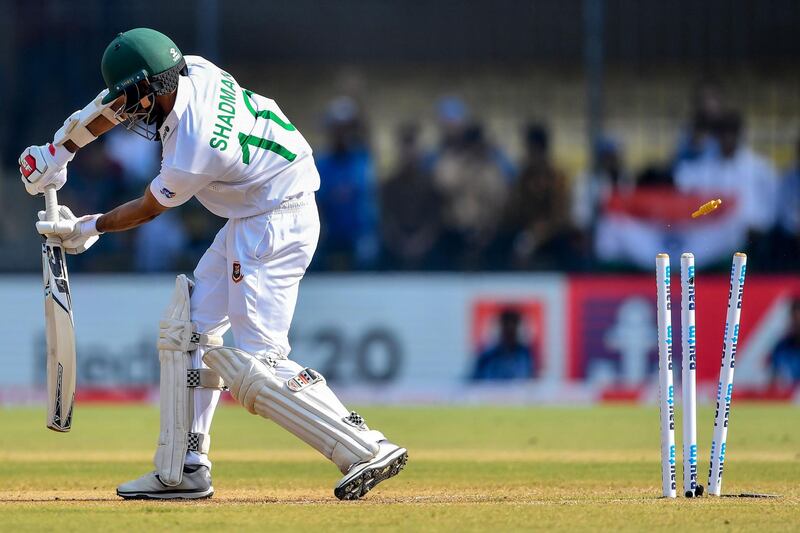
left=334, top=440, right=408, bottom=500
left=116, top=464, right=213, bottom=500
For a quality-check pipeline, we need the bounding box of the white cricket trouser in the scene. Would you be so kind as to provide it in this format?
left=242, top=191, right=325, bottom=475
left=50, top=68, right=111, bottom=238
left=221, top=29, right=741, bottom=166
left=186, top=192, right=319, bottom=467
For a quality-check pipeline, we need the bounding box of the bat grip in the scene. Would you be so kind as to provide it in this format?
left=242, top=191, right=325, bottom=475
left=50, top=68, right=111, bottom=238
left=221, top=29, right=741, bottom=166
left=44, top=185, right=58, bottom=222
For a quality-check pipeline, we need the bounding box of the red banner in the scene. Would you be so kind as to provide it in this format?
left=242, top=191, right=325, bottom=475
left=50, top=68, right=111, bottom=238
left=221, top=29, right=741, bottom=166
left=568, top=274, right=800, bottom=386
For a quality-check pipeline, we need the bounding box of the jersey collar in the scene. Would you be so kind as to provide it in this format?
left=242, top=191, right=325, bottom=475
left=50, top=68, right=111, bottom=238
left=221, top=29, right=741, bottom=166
left=158, top=75, right=191, bottom=143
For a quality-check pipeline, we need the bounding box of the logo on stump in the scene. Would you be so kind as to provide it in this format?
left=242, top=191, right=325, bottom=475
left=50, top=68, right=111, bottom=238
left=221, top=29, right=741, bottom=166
left=231, top=261, right=243, bottom=283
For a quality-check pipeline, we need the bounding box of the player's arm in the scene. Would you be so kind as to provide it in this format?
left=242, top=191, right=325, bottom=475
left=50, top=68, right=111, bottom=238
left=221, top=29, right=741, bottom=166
left=36, top=166, right=202, bottom=253
left=96, top=187, right=170, bottom=233
left=36, top=187, right=169, bottom=255
left=61, top=110, right=120, bottom=154
left=55, top=90, right=123, bottom=153
left=19, top=90, right=122, bottom=196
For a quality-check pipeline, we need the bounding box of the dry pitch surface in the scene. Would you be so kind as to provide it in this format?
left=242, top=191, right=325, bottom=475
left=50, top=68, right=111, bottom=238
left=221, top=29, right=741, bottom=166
left=0, top=405, right=798, bottom=531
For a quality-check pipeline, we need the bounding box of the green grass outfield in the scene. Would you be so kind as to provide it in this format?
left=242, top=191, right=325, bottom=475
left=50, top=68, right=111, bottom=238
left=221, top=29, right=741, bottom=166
left=0, top=404, right=798, bottom=531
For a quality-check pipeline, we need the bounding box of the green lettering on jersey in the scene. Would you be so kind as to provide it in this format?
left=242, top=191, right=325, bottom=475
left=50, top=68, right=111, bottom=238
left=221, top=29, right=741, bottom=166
left=212, top=123, right=231, bottom=139
left=238, top=132, right=297, bottom=164
left=210, top=137, right=228, bottom=151
left=217, top=114, right=234, bottom=128
left=242, top=89, right=296, bottom=131
left=210, top=71, right=239, bottom=152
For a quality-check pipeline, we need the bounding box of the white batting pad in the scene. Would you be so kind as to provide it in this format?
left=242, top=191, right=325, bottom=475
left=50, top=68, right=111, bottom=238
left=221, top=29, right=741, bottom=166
left=204, top=347, right=383, bottom=473
left=154, top=275, right=223, bottom=486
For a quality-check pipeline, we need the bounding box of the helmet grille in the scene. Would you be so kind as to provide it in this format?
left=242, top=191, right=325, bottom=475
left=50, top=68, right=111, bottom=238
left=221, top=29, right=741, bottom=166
left=149, top=57, right=186, bottom=96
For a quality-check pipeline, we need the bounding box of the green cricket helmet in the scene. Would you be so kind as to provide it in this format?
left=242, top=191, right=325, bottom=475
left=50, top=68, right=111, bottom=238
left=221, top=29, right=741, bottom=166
left=100, top=28, right=187, bottom=138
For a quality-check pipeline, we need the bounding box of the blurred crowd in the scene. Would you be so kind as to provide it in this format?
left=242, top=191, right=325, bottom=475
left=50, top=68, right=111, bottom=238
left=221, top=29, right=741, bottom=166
left=314, top=92, right=583, bottom=272
left=8, top=80, right=800, bottom=273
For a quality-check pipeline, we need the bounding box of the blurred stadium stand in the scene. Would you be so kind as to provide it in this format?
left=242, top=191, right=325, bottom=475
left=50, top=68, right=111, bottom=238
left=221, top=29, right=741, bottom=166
left=2, top=0, right=800, bottom=272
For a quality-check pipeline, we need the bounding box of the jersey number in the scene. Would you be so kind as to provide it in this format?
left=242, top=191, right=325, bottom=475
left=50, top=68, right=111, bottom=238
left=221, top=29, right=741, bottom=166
left=238, top=89, right=297, bottom=164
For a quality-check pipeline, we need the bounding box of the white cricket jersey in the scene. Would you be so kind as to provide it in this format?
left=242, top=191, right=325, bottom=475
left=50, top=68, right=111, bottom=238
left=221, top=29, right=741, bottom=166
left=150, top=55, right=320, bottom=218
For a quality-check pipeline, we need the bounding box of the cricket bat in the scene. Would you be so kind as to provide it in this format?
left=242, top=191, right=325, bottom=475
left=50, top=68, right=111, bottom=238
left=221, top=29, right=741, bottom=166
left=42, top=185, right=76, bottom=432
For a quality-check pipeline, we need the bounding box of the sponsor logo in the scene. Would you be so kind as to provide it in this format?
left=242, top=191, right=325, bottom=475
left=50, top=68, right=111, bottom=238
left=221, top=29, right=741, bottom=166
left=160, top=187, right=176, bottom=199
left=170, top=47, right=181, bottom=62
left=688, top=444, right=697, bottom=466
left=51, top=363, right=73, bottom=431
left=287, top=368, right=322, bottom=392
left=231, top=261, right=243, bottom=283
left=669, top=444, right=677, bottom=488
left=20, top=154, right=36, bottom=178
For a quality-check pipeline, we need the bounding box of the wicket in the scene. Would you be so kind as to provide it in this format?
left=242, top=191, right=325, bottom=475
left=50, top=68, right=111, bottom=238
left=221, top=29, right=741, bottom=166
left=708, top=252, right=747, bottom=496
left=680, top=253, right=700, bottom=497
left=655, top=252, right=747, bottom=498
left=655, top=254, right=677, bottom=498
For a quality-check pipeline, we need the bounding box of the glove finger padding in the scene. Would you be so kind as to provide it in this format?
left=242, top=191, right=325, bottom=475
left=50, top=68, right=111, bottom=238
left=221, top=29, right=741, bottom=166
left=59, top=205, right=77, bottom=221
left=37, top=205, right=77, bottom=223
left=65, top=235, right=99, bottom=255
left=35, top=220, right=76, bottom=236
left=35, top=210, right=101, bottom=254
left=62, top=216, right=101, bottom=254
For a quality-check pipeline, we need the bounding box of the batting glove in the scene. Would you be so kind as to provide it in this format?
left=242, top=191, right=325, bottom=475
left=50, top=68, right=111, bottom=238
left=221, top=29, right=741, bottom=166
left=36, top=206, right=103, bottom=254
left=19, top=143, right=74, bottom=196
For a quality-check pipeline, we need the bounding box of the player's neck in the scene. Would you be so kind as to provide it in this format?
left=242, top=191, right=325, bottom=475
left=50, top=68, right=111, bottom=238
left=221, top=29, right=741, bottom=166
left=156, top=91, right=177, bottom=117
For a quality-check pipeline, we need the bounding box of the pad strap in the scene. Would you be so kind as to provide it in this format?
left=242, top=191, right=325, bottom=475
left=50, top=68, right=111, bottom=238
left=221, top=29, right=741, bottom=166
left=191, top=331, right=224, bottom=347
left=187, top=369, right=226, bottom=389
left=159, top=318, right=223, bottom=352
left=187, top=432, right=210, bottom=454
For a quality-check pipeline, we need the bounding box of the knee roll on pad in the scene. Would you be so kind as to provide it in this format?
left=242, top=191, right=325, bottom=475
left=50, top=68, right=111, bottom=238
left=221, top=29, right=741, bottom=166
left=203, top=347, right=383, bottom=473
left=154, top=275, right=224, bottom=486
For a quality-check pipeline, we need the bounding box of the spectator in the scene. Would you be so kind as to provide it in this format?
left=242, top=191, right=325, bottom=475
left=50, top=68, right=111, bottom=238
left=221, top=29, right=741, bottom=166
left=775, top=136, right=800, bottom=270
left=57, top=141, right=125, bottom=217
left=381, top=124, right=444, bottom=270
left=105, top=128, right=183, bottom=271
left=433, top=123, right=512, bottom=269
left=104, top=128, right=161, bottom=191
left=134, top=210, right=189, bottom=272
left=594, top=159, right=751, bottom=270
left=57, top=141, right=129, bottom=270
left=428, top=96, right=469, bottom=167
left=427, top=96, right=515, bottom=180
left=315, top=96, right=380, bottom=270
left=180, top=202, right=226, bottom=271
left=675, top=111, right=779, bottom=250
left=504, top=124, right=574, bottom=269
left=636, top=165, right=674, bottom=188
left=471, top=308, right=535, bottom=381
left=769, top=298, right=800, bottom=388
left=673, top=80, right=724, bottom=166
left=572, top=136, right=633, bottom=235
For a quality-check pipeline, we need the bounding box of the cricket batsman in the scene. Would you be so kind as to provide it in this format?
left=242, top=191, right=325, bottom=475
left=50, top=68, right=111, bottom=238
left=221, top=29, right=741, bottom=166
left=18, top=28, right=407, bottom=500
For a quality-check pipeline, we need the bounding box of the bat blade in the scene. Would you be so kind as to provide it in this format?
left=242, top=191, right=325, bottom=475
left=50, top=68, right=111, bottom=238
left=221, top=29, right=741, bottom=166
left=43, top=238, right=76, bottom=432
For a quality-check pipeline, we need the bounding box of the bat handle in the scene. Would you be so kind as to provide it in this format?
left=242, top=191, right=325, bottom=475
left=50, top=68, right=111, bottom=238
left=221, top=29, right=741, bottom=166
left=44, top=185, right=58, bottom=222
